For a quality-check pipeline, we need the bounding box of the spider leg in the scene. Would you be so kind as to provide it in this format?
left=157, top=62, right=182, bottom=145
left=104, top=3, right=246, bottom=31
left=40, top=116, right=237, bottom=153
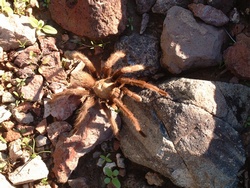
left=112, top=98, right=146, bottom=137
left=102, top=51, right=126, bottom=77
left=117, top=77, right=170, bottom=97
left=50, top=87, right=90, bottom=102
left=64, top=51, right=98, bottom=78
left=100, top=103, right=120, bottom=137
left=73, top=96, right=96, bottom=133
left=121, top=87, right=142, bottom=102
left=112, top=65, right=145, bottom=80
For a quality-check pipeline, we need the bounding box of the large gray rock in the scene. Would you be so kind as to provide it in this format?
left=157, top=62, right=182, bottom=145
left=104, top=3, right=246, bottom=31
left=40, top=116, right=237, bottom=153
left=0, top=14, right=36, bottom=51
left=119, top=78, right=249, bottom=188
left=49, top=0, right=127, bottom=40
left=115, top=33, right=161, bottom=76
left=161, top=6, right=226, bottom=74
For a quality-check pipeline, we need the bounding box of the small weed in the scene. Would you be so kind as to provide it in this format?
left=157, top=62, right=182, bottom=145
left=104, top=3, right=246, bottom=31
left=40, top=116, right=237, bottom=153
left=0, top=0, right=13, bottom=16
left=13, top=0, right=39, bottom=15
left=80, top=39, right=110, bottom=50
left=104, top=168, right=121, bottom=188
left=40, top=177, right=49, bottom=185
left=17, top=40, right=28, bottom=48
left=29, top=17, right=57, bottom=35
left=126, top=17, right=134, bottom=31
left=99, top=153, right=112, bottom=165
left=41, top=0, right=50, bottom=8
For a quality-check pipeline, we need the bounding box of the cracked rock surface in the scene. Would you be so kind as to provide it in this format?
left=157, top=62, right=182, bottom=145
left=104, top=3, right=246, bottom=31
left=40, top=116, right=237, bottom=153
left=120, top=78, right=249, bottom=188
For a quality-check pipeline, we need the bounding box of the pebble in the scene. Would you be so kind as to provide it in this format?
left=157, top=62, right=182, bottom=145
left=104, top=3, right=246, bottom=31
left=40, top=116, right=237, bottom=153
left=0, top=106, right=12, bottom=123
left=0, top=152, right=8, bottom=169
left=145, top=172, right=164, bottom=186
left=35, top=135, right=50, bottom=147
left=103, top=162, right=116, bottom=174
left=8, top=156, right=49, bottom=185
left=2, top=91, right=16, bottom=103
left=0, top=140, right=7, bottom=151
left=0, top=173, right=15, bottom=188
left=13, top=110, right=34, bottom=124
left=116, top=153, right=125, bottom=168
left=8, top=139, right=23, bottom=162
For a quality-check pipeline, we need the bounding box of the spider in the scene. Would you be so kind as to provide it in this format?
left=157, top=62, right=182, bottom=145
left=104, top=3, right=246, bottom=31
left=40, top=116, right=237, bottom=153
left=50, top=50, right=170, bottom=137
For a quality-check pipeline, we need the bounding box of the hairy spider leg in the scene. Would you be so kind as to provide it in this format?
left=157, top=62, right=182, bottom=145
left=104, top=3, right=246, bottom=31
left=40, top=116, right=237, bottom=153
left=111, top=65, right=145, bottom=80
left=117, top=77, right=170, bottom=97
left=73, top=96, right=96, bottom=134
left=112, top=98, right=146, bottom=137
left=102, top=51, right=126, bottom=77
left=64, top=51, right=99, bottom=78
left=101, top=103, right=120, bottom=136
left=50, top=88, right=90, bottom=102
left=121, top=87, right=142, bottom=102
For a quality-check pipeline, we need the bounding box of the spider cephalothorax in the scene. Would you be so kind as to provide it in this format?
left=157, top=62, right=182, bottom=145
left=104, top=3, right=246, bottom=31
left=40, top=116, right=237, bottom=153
left=51, top=50, right=170, bottom=137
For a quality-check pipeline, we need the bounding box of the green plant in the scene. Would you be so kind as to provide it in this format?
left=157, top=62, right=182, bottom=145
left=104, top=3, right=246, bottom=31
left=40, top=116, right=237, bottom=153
left=126, top=17, right=134, bottom=31
left=99, top=153, right=112, bottom=165
left=0, top=0, right=13, bottom=16
left=40, top=177, right=49, bottom=185
left=80, top=39, right=110, bottom=50
left=17, top=40, right=28, bottom=48
left=245, top=116, right=250, bottom=127
left=41, top=0, right=50, bottom=8
left=13, top=0, right=39, bottom=15
left=29, top=17, right=57, bottom=35
left=21, top=137, right=51, bottom=159
left=104, top=167, right=121, bottom=188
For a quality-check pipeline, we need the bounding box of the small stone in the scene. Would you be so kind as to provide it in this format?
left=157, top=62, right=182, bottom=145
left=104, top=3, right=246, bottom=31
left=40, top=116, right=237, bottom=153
left=145, top=172, right=164, bottom=186
left=0, top=106, right=12, bottom=123
left=0, top=141, right=7, bottom=151
left=188, top=3, right=229, bottom=26
left=13, top=110, right=34, bottom=124
left=8, top=139, right=23, bottom=162
left=68, top=177, right=89, bottom=188
left=35, top=135, right=50, bottom=147
left=1, top=121, right=15, bottom=130
left=0, top=152, right=8, bottom=170
left=0, top=173, right=15, bottom=188
left=116, top=153, right=125, bottom=168
left=8, top=156, right=49, bottom=185
left=2, top=91, right=16, bottom=103
left=3, top=129, right=21, bottom=142
left=20, top=75, right=44, bottom=102
left=36, top=119, right=47, bottom=135
left=103, top=162, right=117, bottom=174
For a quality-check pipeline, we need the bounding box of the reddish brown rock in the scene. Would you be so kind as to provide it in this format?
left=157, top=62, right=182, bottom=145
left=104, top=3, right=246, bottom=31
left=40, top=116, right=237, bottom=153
left=20, top=75, right=44, bottom=101
left=50, top=107, right=114, bottom=183
left=223, top=34, right=250, bottom=80
left=49, top=0, right=127, bottom=40
left=3, top=130, right=21, bottom=142
left=188, top=3, right=229, bottom=27
left=38, top=52, right=67, bottom=84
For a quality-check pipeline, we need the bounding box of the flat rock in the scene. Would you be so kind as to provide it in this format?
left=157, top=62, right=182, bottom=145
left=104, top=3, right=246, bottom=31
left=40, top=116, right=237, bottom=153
left=161, top=6, right=226, bottom=74
left=20, top=75, right=44, bottom=102
left=8, top=156, right=49, bottom=185
left=50, top=107, right=115, bottom=183
left=223, top=33, right=250, bottom=80
left=49, top=0, right=127, bottom=40
left=119, top=78, right=249, bottom=188
left=188, top=3, right=229, bottom=26
left=0, top=14, right=36, bottom=51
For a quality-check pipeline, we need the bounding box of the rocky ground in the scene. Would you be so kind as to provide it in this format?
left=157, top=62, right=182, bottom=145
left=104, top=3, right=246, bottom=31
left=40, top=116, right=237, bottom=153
left=0, top=0, right=250, bottom=188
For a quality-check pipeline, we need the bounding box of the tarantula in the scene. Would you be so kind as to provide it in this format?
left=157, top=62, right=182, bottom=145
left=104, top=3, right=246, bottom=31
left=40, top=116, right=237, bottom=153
left=51, top=50, right=169, bottom=137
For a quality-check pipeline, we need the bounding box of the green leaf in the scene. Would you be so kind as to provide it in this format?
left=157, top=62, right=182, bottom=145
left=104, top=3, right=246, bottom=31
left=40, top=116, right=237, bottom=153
left=104, top=167, right=113, bottom=177
left=37, top=20, right=44, bottom=29
left=42, top=25, right=57, bottom=34
left=4, top=6, right=13, bottom=15
left=112, top=177, right=121, bottom=188
left=0, top=135, right=6, bottom=143
left=112, top=169, right=119, bottom=176
left=104, top=177, right=111, bottom=184
left=29, top=17, right=39, bottom=28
